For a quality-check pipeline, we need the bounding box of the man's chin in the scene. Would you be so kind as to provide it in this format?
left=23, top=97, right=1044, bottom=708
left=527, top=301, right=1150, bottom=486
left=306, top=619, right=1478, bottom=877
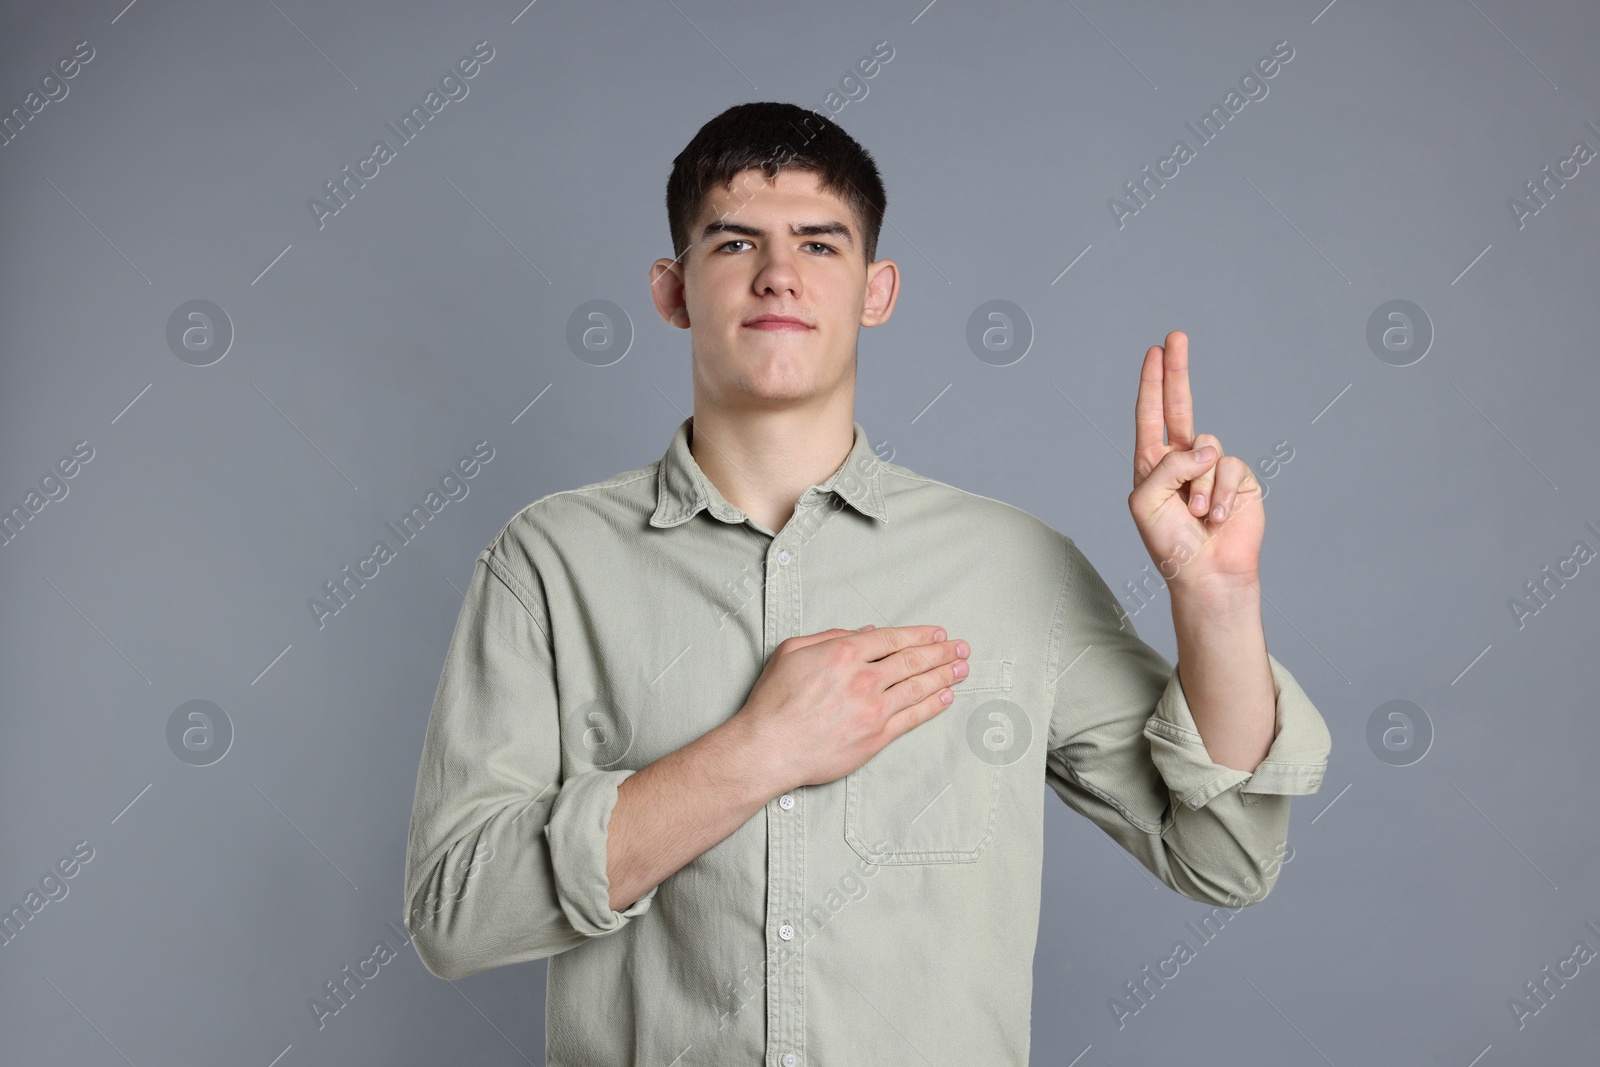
left=721, top=379, right=827, bottom=410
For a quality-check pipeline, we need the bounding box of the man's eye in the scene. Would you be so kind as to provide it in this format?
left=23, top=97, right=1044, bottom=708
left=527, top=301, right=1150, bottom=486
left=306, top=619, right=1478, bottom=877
left=715, top=239, right=835, bottom=254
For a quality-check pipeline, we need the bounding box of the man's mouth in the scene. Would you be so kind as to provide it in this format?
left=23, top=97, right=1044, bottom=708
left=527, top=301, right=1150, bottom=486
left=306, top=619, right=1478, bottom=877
left=743, top=315, right=812, bottom=332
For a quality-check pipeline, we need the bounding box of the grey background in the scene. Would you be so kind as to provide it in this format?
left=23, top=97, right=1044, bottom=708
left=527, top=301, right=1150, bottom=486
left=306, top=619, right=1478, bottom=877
left=2, top=0, right=1597, bottom=1063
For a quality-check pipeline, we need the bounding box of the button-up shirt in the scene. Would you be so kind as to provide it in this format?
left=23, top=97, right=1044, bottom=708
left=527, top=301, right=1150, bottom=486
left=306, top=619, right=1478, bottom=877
left=402, top=415, right=1332, bottom=1067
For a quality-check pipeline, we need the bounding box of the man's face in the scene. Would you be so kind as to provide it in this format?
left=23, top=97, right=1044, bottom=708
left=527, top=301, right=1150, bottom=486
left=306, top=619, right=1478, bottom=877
left=650, top=166, right=897, bottom=413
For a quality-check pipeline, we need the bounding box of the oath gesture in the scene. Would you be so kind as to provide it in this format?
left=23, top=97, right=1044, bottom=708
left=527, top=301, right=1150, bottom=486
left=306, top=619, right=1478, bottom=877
left=1128, top=331, right=1263, bottom=591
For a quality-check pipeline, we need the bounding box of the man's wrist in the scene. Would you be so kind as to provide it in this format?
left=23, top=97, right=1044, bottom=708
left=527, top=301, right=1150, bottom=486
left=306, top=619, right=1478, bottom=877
left=1168, top=572, right=1261, bottom=618
left=707, top=713, right=791, bottom=810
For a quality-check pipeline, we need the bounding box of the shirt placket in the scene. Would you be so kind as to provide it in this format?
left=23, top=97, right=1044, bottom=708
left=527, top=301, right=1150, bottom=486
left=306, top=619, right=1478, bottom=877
left=763, top=514, right=806, bottom=1067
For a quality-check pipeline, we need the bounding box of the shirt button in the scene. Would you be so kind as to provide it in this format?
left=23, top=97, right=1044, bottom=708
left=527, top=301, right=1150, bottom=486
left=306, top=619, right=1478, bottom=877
left=778, top=923, right=794, bottom=941
left=778, top=793, right=795, bottom=810
left=777, top=550, right=791, bottom=565
left=783, top=1054, right=797, bottom=1067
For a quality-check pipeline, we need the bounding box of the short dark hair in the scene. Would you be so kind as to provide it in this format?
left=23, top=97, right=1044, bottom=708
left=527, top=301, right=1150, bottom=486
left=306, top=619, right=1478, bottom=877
left=665, top=102, right=888, bottom=265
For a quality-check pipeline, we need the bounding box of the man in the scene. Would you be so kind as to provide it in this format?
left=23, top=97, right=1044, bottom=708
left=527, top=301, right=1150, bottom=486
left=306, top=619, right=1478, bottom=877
left=402, top=101, right=1330, bottom=1066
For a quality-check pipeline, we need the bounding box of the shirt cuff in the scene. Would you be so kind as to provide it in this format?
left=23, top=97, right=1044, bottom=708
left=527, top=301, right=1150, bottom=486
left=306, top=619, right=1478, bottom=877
left=543, top=767, right=660, bottom=937
left=1141, top=652, right=1331, bottom=811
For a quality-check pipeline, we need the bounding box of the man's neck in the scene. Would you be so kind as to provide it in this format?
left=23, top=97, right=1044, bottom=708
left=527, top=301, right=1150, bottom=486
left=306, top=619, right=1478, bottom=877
left=688, top=405, right=856, bottom=534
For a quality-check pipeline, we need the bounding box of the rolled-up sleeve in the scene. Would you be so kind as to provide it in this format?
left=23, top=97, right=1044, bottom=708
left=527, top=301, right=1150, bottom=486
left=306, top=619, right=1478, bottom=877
left=544, top=767, right=656, bottom=937
left=402, top=545, right=657, bottom=981
left=1043, top=535, right=1331, bottom=908
left=1143, top=650, right=1330, bottom=807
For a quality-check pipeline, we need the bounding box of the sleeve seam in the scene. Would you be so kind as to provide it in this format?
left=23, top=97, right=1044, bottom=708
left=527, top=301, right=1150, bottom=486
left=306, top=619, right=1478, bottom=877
left=1145, top=717, right=1200, bottom=744
left=481, top=547, right=553, bottom=648
left=1049, top=749, right=1166, bottom=836
left=1067, top=762, right=1166, bottom=835
left=1042, top=533, right=1074, bottom=744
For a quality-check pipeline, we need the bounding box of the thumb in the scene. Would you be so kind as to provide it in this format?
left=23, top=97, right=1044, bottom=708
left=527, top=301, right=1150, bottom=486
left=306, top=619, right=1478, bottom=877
left=785, top=626, right=862, bottom=652
left=1139, top=445, right=1214, bottom=498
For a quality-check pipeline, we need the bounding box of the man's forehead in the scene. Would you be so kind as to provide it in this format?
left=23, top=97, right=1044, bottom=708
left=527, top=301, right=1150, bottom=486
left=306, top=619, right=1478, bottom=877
left=702, top=167, right=840, bottom=212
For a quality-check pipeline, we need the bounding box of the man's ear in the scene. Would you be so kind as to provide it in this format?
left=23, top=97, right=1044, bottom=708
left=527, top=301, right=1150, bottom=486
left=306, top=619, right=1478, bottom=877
left=649, top=257, right=691, bottom=329
left=860, top=258, right=899, bottom=328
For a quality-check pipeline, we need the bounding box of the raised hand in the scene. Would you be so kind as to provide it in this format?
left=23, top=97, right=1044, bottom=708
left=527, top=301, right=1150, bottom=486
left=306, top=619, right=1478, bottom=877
left=1127, top=330, right=1264, bottom=591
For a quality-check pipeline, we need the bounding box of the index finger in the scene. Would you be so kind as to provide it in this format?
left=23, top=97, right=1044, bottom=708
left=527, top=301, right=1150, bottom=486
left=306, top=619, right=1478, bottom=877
left=1134, top=343, right=1167, bottom=473
left=855, top=624, right=948, bottom=662
left=1162, top=330, right=1195, bottom=452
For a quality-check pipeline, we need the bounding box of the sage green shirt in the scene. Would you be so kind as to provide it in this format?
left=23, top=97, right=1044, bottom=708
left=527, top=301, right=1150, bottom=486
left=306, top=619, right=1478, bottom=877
left=402, top=415, right=1331, bottom=1067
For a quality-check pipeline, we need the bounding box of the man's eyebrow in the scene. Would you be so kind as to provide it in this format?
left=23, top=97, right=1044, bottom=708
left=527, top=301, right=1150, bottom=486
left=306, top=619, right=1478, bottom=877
left=699, top=219, right=855, bottom=247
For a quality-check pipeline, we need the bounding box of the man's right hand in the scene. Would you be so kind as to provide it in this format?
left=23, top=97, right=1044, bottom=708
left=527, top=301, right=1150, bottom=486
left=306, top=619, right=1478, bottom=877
left=732, top=624, right=971, bottom=792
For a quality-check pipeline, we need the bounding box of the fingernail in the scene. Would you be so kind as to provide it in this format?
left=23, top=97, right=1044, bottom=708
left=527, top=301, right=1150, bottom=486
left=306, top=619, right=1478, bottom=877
left=1192, top=493, right=1206, bottom=512
left=932, top=628, right=945, bottom=641
left=1195, top=446, right=1214, bottom=461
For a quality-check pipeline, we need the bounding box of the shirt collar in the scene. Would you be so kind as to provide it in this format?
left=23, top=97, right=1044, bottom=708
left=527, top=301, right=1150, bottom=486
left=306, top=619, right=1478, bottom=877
left=650, top=415, right=889, bottom=528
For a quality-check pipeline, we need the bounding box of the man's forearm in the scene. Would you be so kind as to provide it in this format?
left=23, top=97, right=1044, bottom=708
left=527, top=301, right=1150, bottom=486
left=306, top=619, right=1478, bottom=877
left=606, top=715, right=783, bottom=912
left=1169, top=577, right=1276, bottom=774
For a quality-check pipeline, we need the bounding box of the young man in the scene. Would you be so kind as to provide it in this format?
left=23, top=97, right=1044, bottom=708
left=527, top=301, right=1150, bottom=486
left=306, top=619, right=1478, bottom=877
left=403, top=101, right=1330, bottom=1066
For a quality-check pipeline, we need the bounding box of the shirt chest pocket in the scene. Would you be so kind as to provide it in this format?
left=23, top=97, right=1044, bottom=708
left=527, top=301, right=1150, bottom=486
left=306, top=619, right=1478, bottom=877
left=843, top=658, right=1013, bottom=865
